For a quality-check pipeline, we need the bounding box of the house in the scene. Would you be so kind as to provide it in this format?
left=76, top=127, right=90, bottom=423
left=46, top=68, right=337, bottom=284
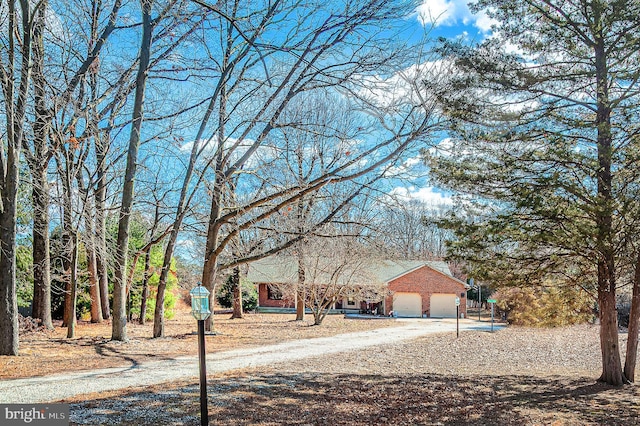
left=246, top=257, right=469, bottom=318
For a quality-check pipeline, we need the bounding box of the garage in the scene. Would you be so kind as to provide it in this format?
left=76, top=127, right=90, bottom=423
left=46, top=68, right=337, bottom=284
left=393, top=292, right=422, bottom=317
left=430, top=294, right=457, bottom=318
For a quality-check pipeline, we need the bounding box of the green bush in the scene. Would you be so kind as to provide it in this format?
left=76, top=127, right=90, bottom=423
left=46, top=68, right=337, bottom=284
left=128, top=246, right=180, bottom=321
left=494, top=285, right=594, bottom=327
left=16, top=245, right=34, bottom=309
left=136, top=287, right=180, bottom=321
left=216, top=274, right=258, bottom=312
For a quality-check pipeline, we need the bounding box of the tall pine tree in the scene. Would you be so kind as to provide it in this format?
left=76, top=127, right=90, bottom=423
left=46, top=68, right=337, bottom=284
left=428, top=0, right=640, bottom=385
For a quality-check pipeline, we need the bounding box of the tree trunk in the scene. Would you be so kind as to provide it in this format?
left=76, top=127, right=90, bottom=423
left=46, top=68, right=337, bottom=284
left=296, top=290, right=306, bottom=321
left=61, top=228, right=73, bottom=328
left=294, top=150, right=308, bottom=322
left=86, top=235, right=103, bottom=323
left=95, top=137, right=111, bottom=320
left=66, top=233, right=78, bottom=338
left=201, top=239, right=219, bottom=332
left=79, top=174, right=103, bottom=323
left=313, top=301, right=331, bottom=326
left=153, top=245, right=172, bottom=337
left=598, top=286, right=624, bottom=385
left=0, top=189, right=19, bottom=355
left=231, top=266, right=243, bottom=319
left=201, top=187, right=222, bottom=332
left=31, top=167, right=53, bottom=329
left=127, top=291, right=133, bottom=322
left=29, top=3, right=54, bottom=330
left=594, top=35, right=625, bottom=386
left=296, top=258, right=305, bottom=321
left=139, top=250, right=151, bottom=324
left=200, top=151, right=225, bottom=332
left=59, top=138, right=77, bottom=330
left=112, top=0, right=153, bottom=341
left=0, top=0, right=31, bottom=356
left=624, top=252, right=640, bottom=382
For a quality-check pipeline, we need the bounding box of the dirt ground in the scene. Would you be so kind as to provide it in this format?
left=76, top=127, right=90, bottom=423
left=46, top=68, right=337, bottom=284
left=66, top=372, right=639, bottom=426
left=4, top=303, right=640, bottom=425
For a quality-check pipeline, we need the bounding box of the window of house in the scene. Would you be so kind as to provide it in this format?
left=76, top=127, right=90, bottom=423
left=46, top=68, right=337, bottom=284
left=267, top=285, right=283, bottom=300
left=347, top=297, right=356, bottom=306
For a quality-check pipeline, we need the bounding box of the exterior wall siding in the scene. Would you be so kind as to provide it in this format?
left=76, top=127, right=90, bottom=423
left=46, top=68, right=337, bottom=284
left=385, top=266, right=467, bottom=318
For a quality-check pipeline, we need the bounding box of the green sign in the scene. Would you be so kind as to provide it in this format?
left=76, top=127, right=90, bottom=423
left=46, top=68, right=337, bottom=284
left=487, top=299, right=497, bottom=303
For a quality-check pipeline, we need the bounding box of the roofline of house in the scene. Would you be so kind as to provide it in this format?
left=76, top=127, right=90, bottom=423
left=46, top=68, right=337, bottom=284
left=246, top=256, right=471, bottom=289
left=384, top=262, right=470, bottom=289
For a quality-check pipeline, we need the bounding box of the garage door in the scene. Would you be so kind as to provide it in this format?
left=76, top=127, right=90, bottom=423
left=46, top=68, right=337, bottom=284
left=393, top=292, right=422, bottom=317
left=430, top=294, right=457, bottom=318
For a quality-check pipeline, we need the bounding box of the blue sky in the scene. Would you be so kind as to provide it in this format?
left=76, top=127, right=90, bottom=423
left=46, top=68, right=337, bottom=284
left=169, top=1, right=497, bottom=258
left=383, top=0, right=494, bottom=206
left=416, top=0, right=495, bottom=38
left=160, top=1, right=498, bottom=213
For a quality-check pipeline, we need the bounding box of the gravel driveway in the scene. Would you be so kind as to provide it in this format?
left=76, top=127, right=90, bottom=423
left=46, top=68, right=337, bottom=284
left=2, top=319, right=499, bottom=404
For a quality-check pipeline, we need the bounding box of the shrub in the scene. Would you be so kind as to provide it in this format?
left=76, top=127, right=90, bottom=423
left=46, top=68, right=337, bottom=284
left=128, top=246, right=180, bottom=321
left=216, top=274, right=258, bottom=312
left=494, top=285, right=594, bottom=327
left=16, top=245, right=33, bottom=309
left=138, top=287, right=180, bottom=321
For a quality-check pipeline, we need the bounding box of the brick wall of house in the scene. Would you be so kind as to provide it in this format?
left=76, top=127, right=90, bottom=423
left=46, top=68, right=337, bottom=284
left=384, top=266, right=467, bottom=317
left=258, top=283, right=295, bottom=308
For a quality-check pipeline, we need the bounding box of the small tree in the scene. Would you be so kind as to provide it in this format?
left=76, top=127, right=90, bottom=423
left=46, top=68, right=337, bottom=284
left=216, top=274, right=258, bottom=313
left=128, top=245, right=180, bottom=322
left=277, top=234, right=385, bottom=325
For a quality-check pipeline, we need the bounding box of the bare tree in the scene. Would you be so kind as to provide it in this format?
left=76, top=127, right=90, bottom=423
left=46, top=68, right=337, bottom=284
left=0, top=0, right=39, bottom=355
left=53, top=144, right=82, bottom=337
left=192, top=0, right=439, bottom=333
left=24, top=0, right=125, bottom=332
left=111, top=0, right=156, bottom=341
left=277, top=233, right=385, bottom=325
left=27, top=1, right=54, bottom=329
left=374, top=199, right=451, bottom=260
left=112, top=0, right=213, bottom=339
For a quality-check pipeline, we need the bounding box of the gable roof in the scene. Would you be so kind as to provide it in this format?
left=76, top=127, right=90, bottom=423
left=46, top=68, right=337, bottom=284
left=246, top=256, right=467, bottom=287
left=246, top=256, right=299, bottom=284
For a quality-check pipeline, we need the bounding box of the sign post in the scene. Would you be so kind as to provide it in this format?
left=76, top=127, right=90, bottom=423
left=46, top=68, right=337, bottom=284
left=190, top=284, right=212, bottom=426
left=455, top=297, right=460, bottom=338
left=478, top=284, right=481, bottom=321
left=487, top=298, right=497, bottom=332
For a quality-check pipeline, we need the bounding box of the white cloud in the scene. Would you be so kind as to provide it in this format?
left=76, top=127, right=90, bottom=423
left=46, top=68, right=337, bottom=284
left=180, top=136, right=276, bottom=170
left=357, top=59, right=455, bottom=110
left=384, top=156, right=424, bottom=177
left=389, top=185, right=453, bottom=205
left=416, top=0, right=498, bottom=33
left=416, top=0, right=458, bottom=26
left=474, top=10, right=498, bottom=32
